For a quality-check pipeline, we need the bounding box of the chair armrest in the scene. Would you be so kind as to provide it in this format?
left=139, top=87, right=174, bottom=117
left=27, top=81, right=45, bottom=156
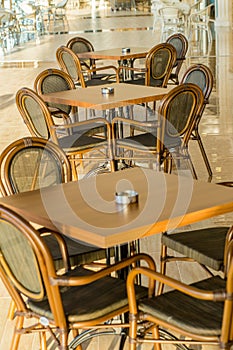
left=50, top=253, right=156, bottom=290
left=38, top=228, right=70, bottom=272
left=87, top=65, right=118, bottom=74
left=112, top=116, right=159, bottom=139
left=51, top=117, right=112, bottom=139
left=127, top=266, right=226, bottom=317
left=117, top=66, right=147, bottom=82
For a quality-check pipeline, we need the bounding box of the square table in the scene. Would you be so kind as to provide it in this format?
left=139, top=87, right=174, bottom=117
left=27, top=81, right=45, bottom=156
left=1, top=167, right=233, bottom=248
left=77, top=47, right=149, bottom=81
left=77, top=47, right=149, bottom=62
left=42, top=83, right=173, bottom=111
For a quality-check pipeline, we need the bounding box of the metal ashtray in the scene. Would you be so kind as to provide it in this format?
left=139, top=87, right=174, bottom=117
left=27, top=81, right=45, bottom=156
left=122, top=47, right=130, bottom=54
left=101, top=87, right=114, bottom=95
left=115, top=190, right=139, bottom=204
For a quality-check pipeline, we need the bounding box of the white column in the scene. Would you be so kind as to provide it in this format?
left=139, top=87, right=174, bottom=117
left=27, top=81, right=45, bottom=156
left=215, top=0, right=232, bottom=27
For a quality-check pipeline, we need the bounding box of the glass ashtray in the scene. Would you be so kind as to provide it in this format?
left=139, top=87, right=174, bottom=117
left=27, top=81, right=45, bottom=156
left=101, top=87, right=114, bottom=94
left=122, top=47, right=130, bottom=54
left=115, top=190, right=138, bottom=204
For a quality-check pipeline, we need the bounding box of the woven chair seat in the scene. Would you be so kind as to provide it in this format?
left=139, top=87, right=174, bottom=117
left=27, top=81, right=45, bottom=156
left=162, top=227, right=229, bottom=271
left=116, top=132, right=181, bottom=151
left=58, top=133, right=107, bottom=152
left=139, top=275, right=225, bottom=336
left=29, top=266, right=148, bottom=322
left=125, top=77, right=163, bottom=87
left=84, top=77, right=116, bottom=87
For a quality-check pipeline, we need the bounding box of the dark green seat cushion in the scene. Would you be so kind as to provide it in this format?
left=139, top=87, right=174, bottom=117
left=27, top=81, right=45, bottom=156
left=139, top=275, right=225, bottom=336
left=117, top=132, right=181, bottom=151
left=162, top=227, right=229, bottom=271
left=58, top=133, right=107, bottom=152
left=28, top=266, right=148, bottom=323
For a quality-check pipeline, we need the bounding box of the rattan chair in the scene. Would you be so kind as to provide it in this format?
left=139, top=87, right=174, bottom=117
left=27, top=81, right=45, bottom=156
left=0, top=136, right=112, bottom=269
left=166, top=32, right=188, bottom=85
left=16, top=87, right=114, bottom=180
left=56, top=45, right=118, bottom=87
left=117, top=43, right=176, bottom=89
left=180, top=63, right=214, bottom=179
left=0, top=137, right=114, bottom=323
left=34, top=68, right=79, bottom=122
left=127, top=239, right=233, bottom=350
left=66, top=36, right=113, bottom=81
left=112, top=83, right=204, bottom=176
left=0, top=204, right=155, bottom=349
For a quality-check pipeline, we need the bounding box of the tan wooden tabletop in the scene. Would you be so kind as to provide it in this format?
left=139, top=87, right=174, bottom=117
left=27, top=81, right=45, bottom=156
left=1, top=167, right=233, bottom=248
left=77, top=47, right=149, bottom=61
left=42, top=83, right=173, bottom=110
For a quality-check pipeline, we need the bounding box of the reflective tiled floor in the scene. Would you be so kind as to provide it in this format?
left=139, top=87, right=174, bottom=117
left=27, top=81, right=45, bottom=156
left=0, top=3, right=233, bottom=349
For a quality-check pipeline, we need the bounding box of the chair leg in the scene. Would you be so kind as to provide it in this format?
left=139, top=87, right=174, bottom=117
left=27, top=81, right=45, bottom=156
left=7, top=299, right=16, bottom=320
left=39, top=332, right=48, bottom=350
left=157, top=240, right=167, bottom=295
left=196, top=131, right=212, bottom=180
left=128, top=313, right=137, bottom=350
left=152, top=325, right=162, bottom=350
left=10, top=315, right=24, bottom=350
left=59, top=330, right=69, bottom=350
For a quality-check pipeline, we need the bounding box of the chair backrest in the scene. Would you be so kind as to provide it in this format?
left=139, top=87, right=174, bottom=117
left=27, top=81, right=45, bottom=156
left=157, top=83, right=204, bottom=149
left=166, top=33, right=188, bottom=83
left=190, top=3, right=215, bottom=25
left=158, top=6, right=182, bottom=22
left=16, top=87, right=55, bottom=140
left=0, top=137, right=71, bottom=195
left=0, top=205, right=65, bottom=324
left=55, top=0, right=68, bottom=9
left=56, top=45, right=86, bottom=87
left=180, top=63, right=213, bottom=104
left=145, top=43, right=177, bottom=88
left=0, top=206, right=45, bottom=301
left=66, top=36, right=96, bottom=72
left=34, top=68, right=77, bottom=118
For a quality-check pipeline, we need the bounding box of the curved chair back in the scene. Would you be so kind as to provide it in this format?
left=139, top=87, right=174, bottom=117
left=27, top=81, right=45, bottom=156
left=16, top=87, right=54, bottom=140
left=157, top=83, right=204, bottom=151
left=166, top=33, right=188, bottom=84
left=0, top=137, right=71, bottom=195
left=180, top=63, right=214, bottom=179
left=0, top=206, right=46, bottom=302
left=56, top=45, right=86, bottom=87
left=34, top=68, right=78, bottom=120
left=145, top=42, right=177, bottom=88
left=66, top=36, right=96, bottom=72
left=180, top=63, right=213, bottom=104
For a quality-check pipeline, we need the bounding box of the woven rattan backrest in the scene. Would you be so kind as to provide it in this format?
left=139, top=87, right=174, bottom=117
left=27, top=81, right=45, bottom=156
left=34, top=68, right=76, bottom=116
left=0, top=137, right=71, bottom=195
left=56, top=46, right=86, bottom=87
left=158, top=83, right=204, bottom=145
left=0, top=206, right=44, bottom=300
left=66, top=36, right=95, bottom=71
left=145, top=43, right=177, bottom=87
left=166, top=33, right=188, bottom=69
left=180, top=64, right=213, bottom=103
left=16, top=87, right=55, bottom=140
left=67, top=36, right=94, bottom=54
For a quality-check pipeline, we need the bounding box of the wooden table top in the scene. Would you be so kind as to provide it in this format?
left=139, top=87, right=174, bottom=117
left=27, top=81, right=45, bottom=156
left=1, top=167, right=233, bottom=248
left=42, top=83, right=173, bottom=110
left=77, top=47, right=149, bottom=60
